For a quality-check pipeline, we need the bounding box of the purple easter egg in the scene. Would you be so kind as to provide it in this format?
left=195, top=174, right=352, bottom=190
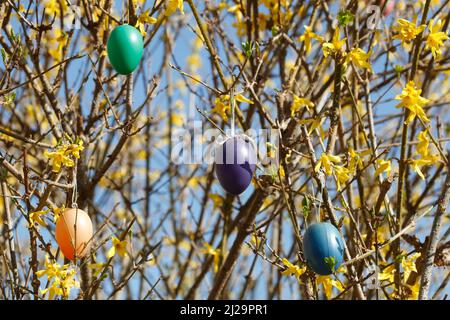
left=214, top=136, right=257, bottom=195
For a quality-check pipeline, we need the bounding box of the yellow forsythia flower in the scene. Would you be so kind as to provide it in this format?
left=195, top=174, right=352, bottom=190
left=291, top=95, right=314, bottom=117
left=89, top=262, right=107, bottom=277
left=425, top=19, right=449, bottom=58
left=392, top=19, right=426, bottom=45
left=42, top=0, right=68, bottom=16
left=322, top=27, right=346, bottom=57
left=316, top=275, right=344, bottom=299
left=235, top=94, right=253, bottom=104
left=409, top=158, right=433, bottom=180
left=410, top=129, right=440, bottom=180
left=374, top=159, right=391, bottom=178
left=298, top=117, right=326, bottom=139
left=346, top=47, right=372, bottom=71
left=136, top=10, right=157, bottom=36
left=211, top=94, right=253, bottom=122
left=36, top=255, right=79, bottom=300
left=417, top=130, right=430, bottom=158
left=334, top=165, right=351, bottom=191
left=44, top=149, right=75, bottom=172
left=65, top=140, right=84, bottom=159
left=298, top=25, right=324, bottom=53
left=200, top=243, right=221, bottom=273
left=211, top=97, right=230, bottom=122
left=347, top=147, right=369, bottom=172
left=165, top=0, right=184, bottom=16
left=107, top=237, right=128, bottom=258
left=209, top=194, right=224, bottom=209
left=52, top=205, right=65, bottom=223
left=407, top=280, right=420, bottom=300
left=379, top=263, right=396, bottom=283
left=395, top=81, right=430, bottom=124
left=315, top=153, right=341, bottom=176
left=281, top=258, right=306, bottom=280
left=44, top=139, right=84, bottom=173
left=401, top=252, right=421, bottom=281
left=29, top=209, right=50, bottom=228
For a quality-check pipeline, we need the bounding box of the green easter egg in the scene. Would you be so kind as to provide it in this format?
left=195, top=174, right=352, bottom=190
left=107, top=24, right=144, bottom=75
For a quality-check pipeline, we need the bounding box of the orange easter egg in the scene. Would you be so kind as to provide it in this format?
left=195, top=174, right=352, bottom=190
left=55, top=208, right=93, bottom=261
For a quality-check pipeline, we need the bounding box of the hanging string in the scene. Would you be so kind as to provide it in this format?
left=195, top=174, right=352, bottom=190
left=127, top=0, right=130, bottom=24
left=230, top=87, right=236, bottom=138
left=315, top=182, right=322, bottom=223
left=71, top=159, right=78, bottom=208
left=305, top=170, right=323, bottom=226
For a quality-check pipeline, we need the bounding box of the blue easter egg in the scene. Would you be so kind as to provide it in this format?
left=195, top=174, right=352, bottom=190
left=303, top=222, right=345, bottom=275
left=214, top=136, right=256, bottom=195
